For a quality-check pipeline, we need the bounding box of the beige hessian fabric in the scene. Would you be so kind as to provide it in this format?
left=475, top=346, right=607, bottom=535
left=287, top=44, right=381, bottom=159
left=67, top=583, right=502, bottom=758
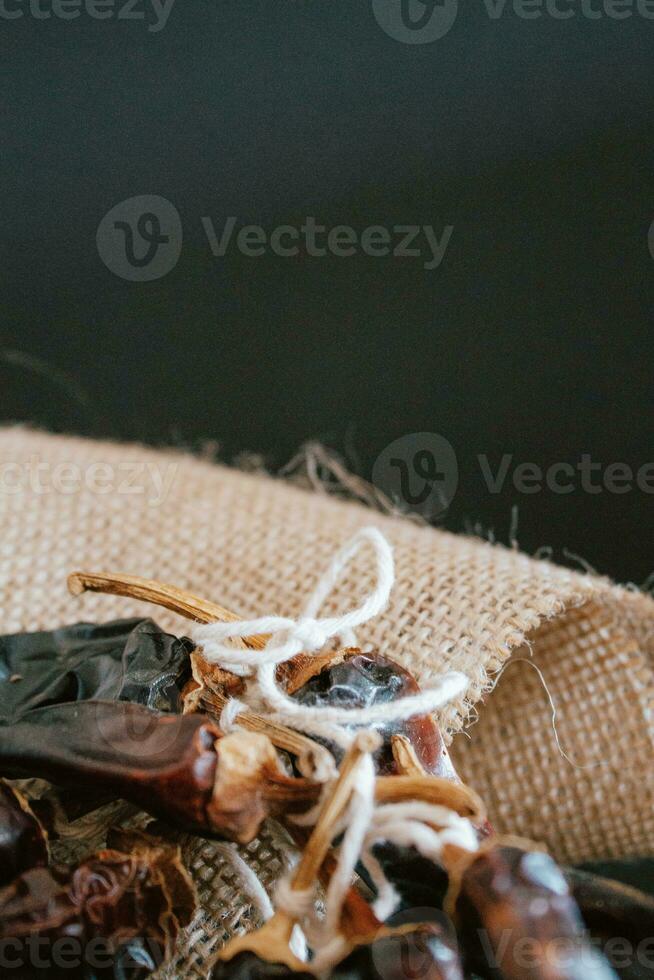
left=0, top=427, right=652, bottom=864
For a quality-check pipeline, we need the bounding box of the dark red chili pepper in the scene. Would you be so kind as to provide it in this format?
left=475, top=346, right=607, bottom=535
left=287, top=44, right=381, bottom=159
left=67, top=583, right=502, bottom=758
left=288, top=648, right=457, bottom=778
left=455, top=843, right=619, bottom=980
left=0, top=780, right=48, bottom=887
left=0, top=702, right=319, bottom=841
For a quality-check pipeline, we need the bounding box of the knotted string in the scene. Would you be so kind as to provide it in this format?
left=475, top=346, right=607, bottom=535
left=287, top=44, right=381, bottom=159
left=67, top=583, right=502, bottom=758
left=193, top=526, right=469, bottom=749
left=274, top=743, right=478, bottom=975
left=194, top=531, right=477, bottom=971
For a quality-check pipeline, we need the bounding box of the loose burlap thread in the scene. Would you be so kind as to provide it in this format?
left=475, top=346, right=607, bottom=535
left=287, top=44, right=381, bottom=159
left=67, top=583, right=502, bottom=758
left=1, top=427, right=653, bottom=871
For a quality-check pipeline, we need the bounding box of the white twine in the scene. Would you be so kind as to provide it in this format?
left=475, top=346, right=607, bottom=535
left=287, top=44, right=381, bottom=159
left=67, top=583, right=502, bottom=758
left=217, top=696, right=248, bottom=734
left=213, top=843, right=275, bottom=923
left=194, top=528, right=476, bottom=971
left=286, top=748, right=479, bottom=975
left=193, top=526, right=469, bottom=749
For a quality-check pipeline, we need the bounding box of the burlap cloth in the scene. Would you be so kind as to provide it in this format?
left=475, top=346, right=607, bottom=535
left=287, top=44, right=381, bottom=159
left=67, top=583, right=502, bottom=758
left=1, top=428, right=653, bottom=884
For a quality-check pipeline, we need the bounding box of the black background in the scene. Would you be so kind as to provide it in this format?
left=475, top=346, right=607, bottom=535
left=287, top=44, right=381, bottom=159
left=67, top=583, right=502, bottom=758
left=2, top=0, right=653, bottom=583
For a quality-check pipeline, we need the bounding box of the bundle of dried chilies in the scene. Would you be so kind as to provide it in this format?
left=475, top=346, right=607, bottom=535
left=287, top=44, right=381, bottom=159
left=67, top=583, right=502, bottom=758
left=0, top=552, right=650, bottom=979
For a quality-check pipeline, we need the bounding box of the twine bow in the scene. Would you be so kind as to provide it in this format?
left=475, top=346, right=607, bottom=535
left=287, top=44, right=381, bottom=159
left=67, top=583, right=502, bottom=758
left=193, top=526, right=468, bottom=748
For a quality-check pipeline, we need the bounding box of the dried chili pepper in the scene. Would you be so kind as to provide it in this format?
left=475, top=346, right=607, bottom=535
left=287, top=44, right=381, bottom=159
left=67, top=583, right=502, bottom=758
left=0, top=781, right=48, bottom=887
left=287, top=649, right=457, bottom=778
left=0, top=619, right=193, bottom=723
left=65, top=573, right=458, bottom=781
left=453, top=842, right=619, bottom=979
left=0, top=703, right=320, bottom=841
left=0, top=840, right=195, bottom=979
left=564, top=868, right=654, bottom=979
left=327, top=923, right=464, bottom=980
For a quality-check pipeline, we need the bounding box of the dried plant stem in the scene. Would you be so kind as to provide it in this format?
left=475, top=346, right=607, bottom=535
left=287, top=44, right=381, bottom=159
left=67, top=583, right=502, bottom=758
left=200, top=691, right=335, bottom=781
left=391, top=733, right=428, bottom=776
left=68, top=571, right=267, bottom=649
left=375, top=774, right=484, bottom=822
left=218, top=732, right=380, bottom=969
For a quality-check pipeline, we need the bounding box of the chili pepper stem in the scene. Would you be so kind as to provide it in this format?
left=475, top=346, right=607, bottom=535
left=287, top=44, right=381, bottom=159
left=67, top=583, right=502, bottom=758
left=68, top=571, right=267, bottom=648
left=217, top=731, right=381, bottom=971
left=391, top=733, right=428, bottom=776
left=201, top=690, right=336, bottom=782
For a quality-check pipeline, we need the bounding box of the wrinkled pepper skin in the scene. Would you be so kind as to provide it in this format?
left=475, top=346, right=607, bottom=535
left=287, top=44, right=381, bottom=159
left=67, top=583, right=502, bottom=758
left=291, top=650, right=457, bottom=778
left=0, top=619, right=193, bottom=724
left=0, top=781, right=48, bottom=887
left=0, top=701, right=223, bottom=836
left=0, top=844, right=195, bottom=979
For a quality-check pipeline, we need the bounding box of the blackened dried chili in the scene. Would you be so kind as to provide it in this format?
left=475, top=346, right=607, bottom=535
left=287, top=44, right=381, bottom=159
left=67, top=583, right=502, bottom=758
left=0, top=619, right=193, bottom=723
left=288, top=649, right=457, bottom=778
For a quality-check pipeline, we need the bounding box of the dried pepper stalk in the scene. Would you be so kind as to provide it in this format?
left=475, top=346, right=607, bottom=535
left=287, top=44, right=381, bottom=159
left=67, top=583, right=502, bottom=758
left=0, top=839, right=195, bottom=978
left=211, top=733, right=379, bottom=979
left=0, top=780, right=48, bottom=887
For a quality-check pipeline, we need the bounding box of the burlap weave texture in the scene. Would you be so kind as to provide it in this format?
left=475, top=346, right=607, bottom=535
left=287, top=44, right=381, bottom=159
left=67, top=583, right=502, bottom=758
left=0, top=427, right=652, bottom=865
